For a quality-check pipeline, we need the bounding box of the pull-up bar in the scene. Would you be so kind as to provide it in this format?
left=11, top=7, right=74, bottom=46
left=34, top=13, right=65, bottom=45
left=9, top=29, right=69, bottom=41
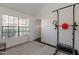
left=52, top=3, right=79, bottom=12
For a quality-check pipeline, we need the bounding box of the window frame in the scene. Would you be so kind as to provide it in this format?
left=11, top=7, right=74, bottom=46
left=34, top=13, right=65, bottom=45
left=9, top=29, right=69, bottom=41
left=2, top=15, right=29, bottom=39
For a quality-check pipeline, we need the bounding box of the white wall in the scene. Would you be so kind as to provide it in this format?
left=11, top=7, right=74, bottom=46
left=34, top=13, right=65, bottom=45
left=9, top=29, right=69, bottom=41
left=37, top=3, right=79, bottom=51
left=29, top=19, right=41, bottom=41
left=0, top=6, right=40, bottom=48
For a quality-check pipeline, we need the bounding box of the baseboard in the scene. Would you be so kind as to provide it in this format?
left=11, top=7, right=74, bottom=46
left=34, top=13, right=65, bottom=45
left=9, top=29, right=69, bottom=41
left=35, top=40, right=56, bottom=48
left=35, top=37, right=56, bottom=48
left=40, top=42, right=56, bottom=48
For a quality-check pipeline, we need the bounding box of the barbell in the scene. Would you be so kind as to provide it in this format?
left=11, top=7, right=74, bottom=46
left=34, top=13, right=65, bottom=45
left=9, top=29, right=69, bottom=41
left=52, top=20, right=78, bottom=30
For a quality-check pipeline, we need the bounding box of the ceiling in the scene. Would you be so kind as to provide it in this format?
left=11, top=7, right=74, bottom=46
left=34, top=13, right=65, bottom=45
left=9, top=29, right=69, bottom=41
left=0, top=3, right=46, bottom=16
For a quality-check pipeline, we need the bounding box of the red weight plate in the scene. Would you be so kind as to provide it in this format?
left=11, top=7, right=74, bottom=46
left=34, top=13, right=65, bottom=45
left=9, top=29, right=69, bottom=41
left=62, top=23, right=69, bottom=30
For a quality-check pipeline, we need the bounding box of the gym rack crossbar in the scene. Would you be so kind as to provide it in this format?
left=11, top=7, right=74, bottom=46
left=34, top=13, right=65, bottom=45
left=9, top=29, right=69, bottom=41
left=52, top=3, right=79, bottom=12
left=52, top=3, right=79, bottom=55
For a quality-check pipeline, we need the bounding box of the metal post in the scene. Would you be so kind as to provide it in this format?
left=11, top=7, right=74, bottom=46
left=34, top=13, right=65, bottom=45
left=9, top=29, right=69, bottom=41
left=72, top=5, right=75, bottom=55
left=57, top=10, right=59, bottom=47
left=54, top=10, right=59, bottom=55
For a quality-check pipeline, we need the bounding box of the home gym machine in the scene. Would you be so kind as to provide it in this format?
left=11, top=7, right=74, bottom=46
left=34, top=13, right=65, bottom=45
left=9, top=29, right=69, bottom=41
left=52, top=3, right=79, bottom=55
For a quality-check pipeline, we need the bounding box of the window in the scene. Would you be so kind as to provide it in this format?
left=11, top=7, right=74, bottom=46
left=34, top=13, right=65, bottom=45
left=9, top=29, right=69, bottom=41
left=2, top=15, right=29, bottom=39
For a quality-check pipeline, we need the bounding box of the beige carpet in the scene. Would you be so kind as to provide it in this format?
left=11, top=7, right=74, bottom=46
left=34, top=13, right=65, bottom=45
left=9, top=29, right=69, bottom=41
left=0, top=41, right=66, bottom=55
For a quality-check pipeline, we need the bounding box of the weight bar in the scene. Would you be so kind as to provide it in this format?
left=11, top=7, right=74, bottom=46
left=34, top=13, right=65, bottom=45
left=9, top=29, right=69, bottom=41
left=52, top=20, right=78, bottom=30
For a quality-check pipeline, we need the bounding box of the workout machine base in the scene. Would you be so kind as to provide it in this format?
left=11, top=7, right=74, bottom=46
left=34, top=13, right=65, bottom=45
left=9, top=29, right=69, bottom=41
left=53, top=43, right=78, bottom=55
